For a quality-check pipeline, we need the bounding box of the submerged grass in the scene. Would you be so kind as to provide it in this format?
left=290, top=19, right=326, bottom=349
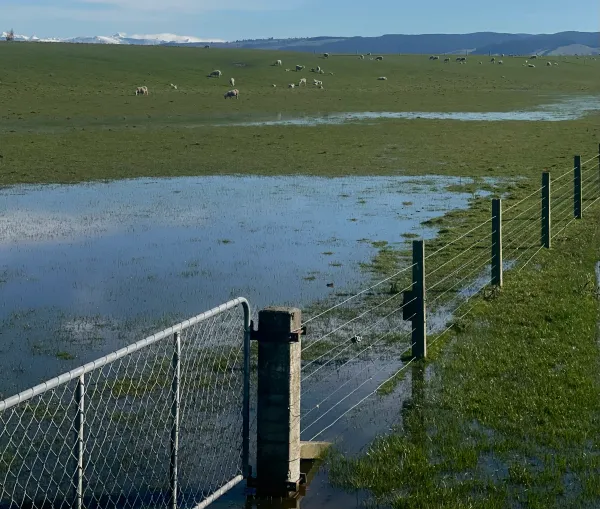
left=329, top=207, right=600, bottom=508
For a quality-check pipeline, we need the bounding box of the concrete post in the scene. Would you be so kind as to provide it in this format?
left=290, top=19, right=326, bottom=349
left=491, top=199, right=503, bottom=287
left=411, top=241, right=426, bottom=359
left=256, top=307, right=302, bottom=496
left=574, top=155, right=582, bottom=219
left=542, top=172, right=551, bottom=248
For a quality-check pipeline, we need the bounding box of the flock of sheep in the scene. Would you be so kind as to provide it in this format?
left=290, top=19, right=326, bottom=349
left=429, top=53, right=562, bottom=68
left=133, top=51, right=577, bottom=98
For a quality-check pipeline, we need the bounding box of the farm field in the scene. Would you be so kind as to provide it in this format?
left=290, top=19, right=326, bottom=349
left=2, top=42, right=600, bottom=508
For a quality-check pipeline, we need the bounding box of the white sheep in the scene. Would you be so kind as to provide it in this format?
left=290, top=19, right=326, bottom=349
left=229, top=77, right=235, bottom=87
left=135, top=86, right=149, bottom=96
left=377, top=76, right=387, bottom=80
left=323, top=53, right=329, bottom=58
left=298, top=78, right=307, bottom=86
left=275, top=59, right=282, bottom=66
left=295, top=65, right=304, bottom=71
left=170, top=83, right=178, bottom=90
left=528, top=64, right=536, bottom=68
left=288, top=83, right=295, bottom=88
left=272, top=84, right=277, bottom=87
left=209, top=70, right=222, bottom=78
left=546, top=61, right=552, bottom=66
left=375, top=56, right=383, bottom=61
left=224, top=89, right=239, bottom=99
left=498, top=60, right=503, bottom=65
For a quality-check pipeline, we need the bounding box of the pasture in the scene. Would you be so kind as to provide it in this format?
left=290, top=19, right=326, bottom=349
left=1, top=43, right=600, bottom=184
left=2, top=42, right=600, bottom=508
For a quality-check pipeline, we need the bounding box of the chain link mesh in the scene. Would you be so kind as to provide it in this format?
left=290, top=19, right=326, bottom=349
left=0, top=300, right=248, bottom=509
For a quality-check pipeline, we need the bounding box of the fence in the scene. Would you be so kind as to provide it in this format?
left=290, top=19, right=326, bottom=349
left=1, top=146, right=599, bottom=506
left=0, top=298, right=251, bottom=509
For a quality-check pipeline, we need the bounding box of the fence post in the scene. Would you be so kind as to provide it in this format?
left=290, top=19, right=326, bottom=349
left=73, top=374, right=84, bottom=509
left=574, top=155, right=582, bottom=219
left=542, top=172, right=551, bottom=248
left=170, top=331, right=181, bottom=509
left=491, top=199, right=503, bottom=286
left=255, top=307, right=302, bottom=496
left=412, top=241, right=426, bottom=359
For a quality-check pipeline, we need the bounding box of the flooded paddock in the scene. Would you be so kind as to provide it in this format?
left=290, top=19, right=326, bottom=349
left=221, top=95, right=600, bottom=126
left=0, top=175, right=499, bottom=394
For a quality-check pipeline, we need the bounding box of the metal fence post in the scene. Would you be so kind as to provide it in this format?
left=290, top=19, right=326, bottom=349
left=170, top=331, right=181, bottom=509
left=542, top=172, right=551, bottom=248
left=73, top=374, right=84, bottom=509
left=412, top=241, right=426, bottom=359
left=574, top=155, right=582, bottom=219
left=255, top=307, right=302, bottom=496
left=491, top=199, right=503, bottom=286
left=242, top=301, right=251, bottom=479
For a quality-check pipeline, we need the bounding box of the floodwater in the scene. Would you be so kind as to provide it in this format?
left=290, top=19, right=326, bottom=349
left=224, top=95, right=600, bottom=126
left=0, top=175, right=498, bottom=395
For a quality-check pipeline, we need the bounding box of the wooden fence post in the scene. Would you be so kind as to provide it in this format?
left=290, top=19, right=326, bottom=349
left=255, top=307, right=302, bottom=496
left=491, top=199, right=503, bottom=286
left=542, top=172, right=551, bottom=248
left=574, top=155, right=582, bottom=219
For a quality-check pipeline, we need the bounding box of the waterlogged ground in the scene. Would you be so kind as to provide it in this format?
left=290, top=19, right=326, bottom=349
left=0, top=175, right=499, bottom=395
left=212, top=95, right=600, bottom=126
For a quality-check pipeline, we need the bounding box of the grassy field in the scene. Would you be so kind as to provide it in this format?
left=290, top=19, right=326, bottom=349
left=1, top=43, right=599, bottom=185
left=3, top=42, right=600, bottom=507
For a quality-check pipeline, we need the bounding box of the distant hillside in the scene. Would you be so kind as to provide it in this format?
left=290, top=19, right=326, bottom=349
left=202, top=31, right=599, bottom=56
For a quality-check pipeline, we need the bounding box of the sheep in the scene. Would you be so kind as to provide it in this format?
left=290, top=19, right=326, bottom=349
left=479, top=61, right=483, bottom=64
left=490, top=57, right=496, bottom=63
left=298, top=78, right=307, bottom=86
left=272, top=84, right=277, bottom=87
left=285, top=68, right=291, bottom=72
left=546, top=61, right=552, bottom=66
left=229, top=77, right=235, bottom=87
left=329, top=72, right=334, bottom=75
left=367, top=52, right=372, bottom=56
left=528, top=64, right=536, bottom=68
left=498, top=60, right=504, bottom=65
left=444, top=57, right=451, bottom=63
left=554, top=62, right=559, bottom=66
left=313, top=80, right=323, bottom=86
left=323, top=53, right=329, bottom=58
left=377, top=76, right=387, bottom=80
left=295, top=65, right=304, bottom=71
left=359, top=55, right=365, bottom=59
left=375, top=56, right=383, bottom=61
left=209, top=70, right=222, bottom=78
left=429, top=55, right=440, bottom=60
left=288, top=83, right=295, bottom=88
left=530, top=55, right=538, bottom=59
left=204, top=45, right=210, bottom=49
left=135, top=86, right=149, bottom=96
left=275, top=59, right=282, bottom=66
left=224, top=89, right=239, bottom=99
left=169, top=83, right=178, bottom=90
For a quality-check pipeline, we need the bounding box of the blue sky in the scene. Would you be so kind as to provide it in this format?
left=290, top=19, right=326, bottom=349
left=3, top=0, right=599, bottom=40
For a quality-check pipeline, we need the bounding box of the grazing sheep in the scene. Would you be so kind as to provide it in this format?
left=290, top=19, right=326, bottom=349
left=288, top=83, right=295, bottom=88
left=272, top=84, right=277, bottom=87
left=229, top=77, right=235, bottom=87
left=275, top=59, right=282, bottom=66
left=295, top=65, right=304, bottom=71
left=316, top=66, right=321, bottom=72
left=285, top=68, right=291, bottom=72
left=367, top=52, right=372, bottom=56
left=329, top=72, right=334, bottom=75
left=528, top=64, right=536, bottom=68
left=377, top=76, right=387, bottom=80
left=530, top=55, right=538, bottom=59
left=224, top=89, right=239, bottom=99
left=209, top=70, right=222, bottom=78
left=456, top=57, right=467, bottom=62
left=359, top=55, right=365, bottom=59
left=429, top=55, right=440, bottom=60
left=547, top=61, right=552, bottom=66
left=135, top=86, right=148, bottom=96
left=323, top=53, right=329, bottom=58
left=479, top=61, right=483, bottom=64
left=298, top=78, right=307, bottom=86
left=169, top=83, right=177, bottom=90
left=314, top=80, right=323, bottom=86
left=444, top=57, right=451, bottom=63
left=375, top=56, right=383, bottom=61
left=491, top=57, right=496, bottom=63
left=498, top=60, right=503, bottom=65
left=204, top=45, right=210, bottom=49
left=554, top=62, right=559, bottom=66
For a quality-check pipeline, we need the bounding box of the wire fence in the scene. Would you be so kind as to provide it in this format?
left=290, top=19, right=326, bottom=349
left=297, top=148, right=600, bottom=448
left=0, top=298, right=251, bottom=509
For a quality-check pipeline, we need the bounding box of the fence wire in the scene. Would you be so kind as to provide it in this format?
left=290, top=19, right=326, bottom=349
left=0, top=298, right=250, bottom=509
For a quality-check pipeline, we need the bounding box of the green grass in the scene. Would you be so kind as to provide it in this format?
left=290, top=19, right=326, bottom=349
left=329, top=208, right=600, bottom=508
left=0, top=43, right=599, bottom=185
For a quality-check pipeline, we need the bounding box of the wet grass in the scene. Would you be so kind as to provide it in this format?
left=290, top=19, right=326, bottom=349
left=1, top=44, right=600, bottom=186
left=329, top=207, right=600, bottom=508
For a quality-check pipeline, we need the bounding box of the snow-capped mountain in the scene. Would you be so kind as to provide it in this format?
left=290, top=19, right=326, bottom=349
left=1, top=32, right=224, bottom=45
